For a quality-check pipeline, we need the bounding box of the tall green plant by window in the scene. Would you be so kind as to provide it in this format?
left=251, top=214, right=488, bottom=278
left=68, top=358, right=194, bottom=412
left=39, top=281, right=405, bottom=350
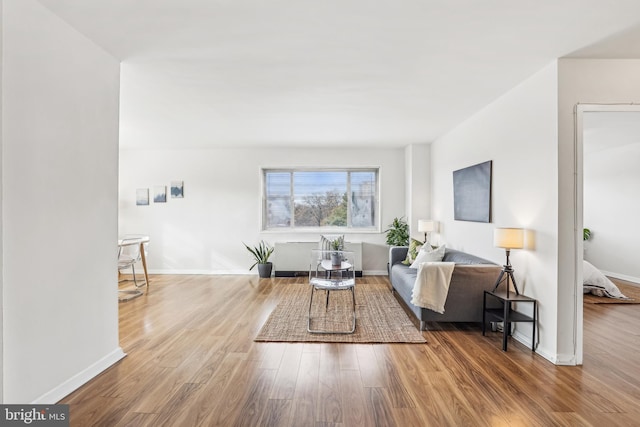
left=384, top=217, right=409, bottom=246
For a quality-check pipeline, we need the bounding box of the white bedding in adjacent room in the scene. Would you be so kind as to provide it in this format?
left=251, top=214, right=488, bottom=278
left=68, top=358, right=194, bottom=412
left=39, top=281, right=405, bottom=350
left=583, top=260, right=629, bottom=299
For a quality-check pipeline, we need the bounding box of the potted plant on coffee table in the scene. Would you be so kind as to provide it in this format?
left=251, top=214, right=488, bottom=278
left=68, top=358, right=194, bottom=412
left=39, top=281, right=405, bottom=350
left=243, top=240, right=274, bottom=278
left=330, top=236, right=344, bottom=267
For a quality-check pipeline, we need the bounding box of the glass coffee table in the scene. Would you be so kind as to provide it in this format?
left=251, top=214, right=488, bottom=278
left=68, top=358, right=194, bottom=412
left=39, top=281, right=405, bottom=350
left=308, top=250, right=356, bottom=334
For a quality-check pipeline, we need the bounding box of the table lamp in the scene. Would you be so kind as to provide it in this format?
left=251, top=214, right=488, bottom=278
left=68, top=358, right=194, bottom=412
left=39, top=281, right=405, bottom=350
left=418, top=220, right=435, bottom=245
left=493, top=227, right=524, bottom=295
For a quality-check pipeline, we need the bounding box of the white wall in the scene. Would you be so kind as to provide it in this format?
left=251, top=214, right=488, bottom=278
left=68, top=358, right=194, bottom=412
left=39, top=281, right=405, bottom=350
left=0, top=0, right=4, bottom=404
left=118, top=147, right=405, bottom=275
left=558, top=59, right=640, bottom=363
left=404, top=144, right=431, bottom=242
left=583, top=115, right=640, bottom=282
left=431, top=62, right=559, bottom=361
left=2, top=0, right=123, bottom=403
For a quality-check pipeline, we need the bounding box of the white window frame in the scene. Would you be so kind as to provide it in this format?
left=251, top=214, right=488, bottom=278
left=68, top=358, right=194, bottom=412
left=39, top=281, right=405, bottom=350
left=261, top=167, right=381, bottom=233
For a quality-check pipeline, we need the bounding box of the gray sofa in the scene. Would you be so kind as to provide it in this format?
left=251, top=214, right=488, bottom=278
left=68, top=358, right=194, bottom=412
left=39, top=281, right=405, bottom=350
left=389, top=246, right=502, bottom=330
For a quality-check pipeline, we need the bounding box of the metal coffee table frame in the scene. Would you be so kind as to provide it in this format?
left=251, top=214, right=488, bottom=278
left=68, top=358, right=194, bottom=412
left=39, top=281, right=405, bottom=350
left=308, top=251, right=356, bottom=334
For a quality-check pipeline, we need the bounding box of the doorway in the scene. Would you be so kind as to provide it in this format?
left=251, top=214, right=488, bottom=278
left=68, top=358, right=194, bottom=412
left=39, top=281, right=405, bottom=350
left=574, top=104, right=640, bottom=365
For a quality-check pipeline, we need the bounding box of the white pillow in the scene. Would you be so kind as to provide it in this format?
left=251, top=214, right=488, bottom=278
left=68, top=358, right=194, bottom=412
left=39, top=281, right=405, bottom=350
left=410, top=245, right=446, bottom=268
left=319, top=235, right=344, bottom=260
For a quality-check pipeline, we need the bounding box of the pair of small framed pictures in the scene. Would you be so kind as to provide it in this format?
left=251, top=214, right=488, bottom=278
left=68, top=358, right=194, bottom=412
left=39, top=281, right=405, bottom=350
left=136, top=181, right=184, bottom=206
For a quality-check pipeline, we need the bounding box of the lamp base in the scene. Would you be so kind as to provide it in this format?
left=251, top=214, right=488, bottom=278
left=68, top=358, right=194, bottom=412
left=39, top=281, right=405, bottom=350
left=492, top=266, right=520, bottom=295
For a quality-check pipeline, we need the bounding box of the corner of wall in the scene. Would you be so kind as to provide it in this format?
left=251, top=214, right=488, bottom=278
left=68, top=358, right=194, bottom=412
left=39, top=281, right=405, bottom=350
left=404, top=144, right=431, bottom=239
left=3, top=0, right=121, bottom=402
left=32, top=348, right=126, bottom=404
left=1, top=0, right=5, bottom=403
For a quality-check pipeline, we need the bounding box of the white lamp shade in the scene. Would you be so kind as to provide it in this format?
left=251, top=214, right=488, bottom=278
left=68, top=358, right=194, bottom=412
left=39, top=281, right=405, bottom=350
left=418, top=220, right=435, bottom=233
left=494, top=228, right=524, bottom=249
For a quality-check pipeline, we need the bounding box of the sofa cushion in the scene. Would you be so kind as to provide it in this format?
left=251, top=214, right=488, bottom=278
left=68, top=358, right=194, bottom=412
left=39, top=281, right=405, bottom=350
left=319, top=235, right=344, bottom=259
left=402, top=238, right=424, bottom=265
left=409, top=245, right=446, bottom=268
left=442, top=248, right=495, bottom=265
left=390, top=263, right=421, bottom=318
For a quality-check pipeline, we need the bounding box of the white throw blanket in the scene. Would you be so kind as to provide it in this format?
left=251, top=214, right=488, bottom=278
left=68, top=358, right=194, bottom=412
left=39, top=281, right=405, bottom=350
left=583, top=260, right=628, bottom=299
left=411, top=262, right=456, bottom=314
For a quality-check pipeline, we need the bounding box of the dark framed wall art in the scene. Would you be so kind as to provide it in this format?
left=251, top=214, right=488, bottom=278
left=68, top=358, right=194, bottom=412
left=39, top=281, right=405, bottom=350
left=452, top=160, right=492, bottom=223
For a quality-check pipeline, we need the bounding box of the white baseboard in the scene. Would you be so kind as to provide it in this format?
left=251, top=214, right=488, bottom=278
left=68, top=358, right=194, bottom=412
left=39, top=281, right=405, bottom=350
left=32, top=347, right=126, bottom=404
left=510, top=330, right=530, bottom=348
left=600, top=270, right=640, bottom=285
left=554, top=353, right=578, bottom=366
left=363, top=270, right=388, bottom=276
left=510, top=330, right=561, bottom=365
left=148, top=269, right=251, bottom=275
left=148, top=270, right=390, bottom=276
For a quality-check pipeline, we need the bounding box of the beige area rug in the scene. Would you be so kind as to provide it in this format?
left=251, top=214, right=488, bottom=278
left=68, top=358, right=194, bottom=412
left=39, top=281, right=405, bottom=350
left=255, top=282, right=426, bottom=343
left=584, top=280, right=640, bottom=304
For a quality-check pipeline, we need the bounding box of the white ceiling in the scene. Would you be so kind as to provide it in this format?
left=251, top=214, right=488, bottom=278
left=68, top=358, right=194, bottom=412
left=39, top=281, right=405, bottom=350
left=36, top=0, right=640, bottom=149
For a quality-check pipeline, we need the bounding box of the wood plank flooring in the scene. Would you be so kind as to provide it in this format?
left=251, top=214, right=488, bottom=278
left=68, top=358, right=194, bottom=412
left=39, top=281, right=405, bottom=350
left=61, top=275, right=640, bottom=426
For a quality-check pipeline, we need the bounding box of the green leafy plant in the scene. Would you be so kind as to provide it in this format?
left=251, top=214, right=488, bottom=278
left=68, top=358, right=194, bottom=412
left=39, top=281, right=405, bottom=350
left=243, top=240, right=274, bottom=270
left=330, top=236, right=344, bottom=251
left=583, top=228, right=591, bottom=241
left=384, top=217, right=410, bottom=246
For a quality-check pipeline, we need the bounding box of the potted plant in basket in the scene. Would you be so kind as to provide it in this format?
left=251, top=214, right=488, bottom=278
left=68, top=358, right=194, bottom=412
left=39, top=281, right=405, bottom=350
left=330, top=236, right=344, bottom=267
left=243, top=240, right=274, bottom=278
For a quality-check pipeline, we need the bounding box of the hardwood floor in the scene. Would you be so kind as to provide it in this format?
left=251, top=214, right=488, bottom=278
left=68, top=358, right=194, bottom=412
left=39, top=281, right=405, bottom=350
left=61, top=275, right=640, bottom=426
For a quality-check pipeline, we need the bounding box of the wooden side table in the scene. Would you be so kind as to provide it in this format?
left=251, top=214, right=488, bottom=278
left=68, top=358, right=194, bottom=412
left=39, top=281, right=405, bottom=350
left=482, top=290, right=536, bottom=351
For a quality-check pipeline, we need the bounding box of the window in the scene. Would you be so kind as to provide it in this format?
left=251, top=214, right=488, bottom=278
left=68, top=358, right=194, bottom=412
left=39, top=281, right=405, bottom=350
left=263, top=168, right=379, bottom=231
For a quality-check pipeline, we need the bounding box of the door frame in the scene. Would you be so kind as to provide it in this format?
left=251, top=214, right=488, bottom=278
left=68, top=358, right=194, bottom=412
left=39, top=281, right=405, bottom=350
left=573, top=103, right=640, bottom=365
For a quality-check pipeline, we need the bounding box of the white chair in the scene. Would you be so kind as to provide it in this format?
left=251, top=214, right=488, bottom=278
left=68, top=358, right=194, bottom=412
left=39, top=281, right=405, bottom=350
left=308, top=250, right=356, bottom=334
left=118, top=238, right=145, bottom=301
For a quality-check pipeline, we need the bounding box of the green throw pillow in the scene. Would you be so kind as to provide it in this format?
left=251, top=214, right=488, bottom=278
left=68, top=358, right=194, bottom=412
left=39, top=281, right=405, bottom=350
left=402, top=238, right=424, bottom=265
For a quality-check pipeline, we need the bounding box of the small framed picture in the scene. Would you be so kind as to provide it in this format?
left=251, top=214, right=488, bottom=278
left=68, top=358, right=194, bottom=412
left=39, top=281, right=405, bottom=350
left=153, top=186, right=167, bottom=203
left=136, top=188, right=149, bottom=206
left=171, top=181, right=184, bottom=198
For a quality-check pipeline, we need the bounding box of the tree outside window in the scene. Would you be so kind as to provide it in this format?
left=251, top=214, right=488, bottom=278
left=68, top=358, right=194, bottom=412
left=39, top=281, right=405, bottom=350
left=263, top=169, right=378, bottom=231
